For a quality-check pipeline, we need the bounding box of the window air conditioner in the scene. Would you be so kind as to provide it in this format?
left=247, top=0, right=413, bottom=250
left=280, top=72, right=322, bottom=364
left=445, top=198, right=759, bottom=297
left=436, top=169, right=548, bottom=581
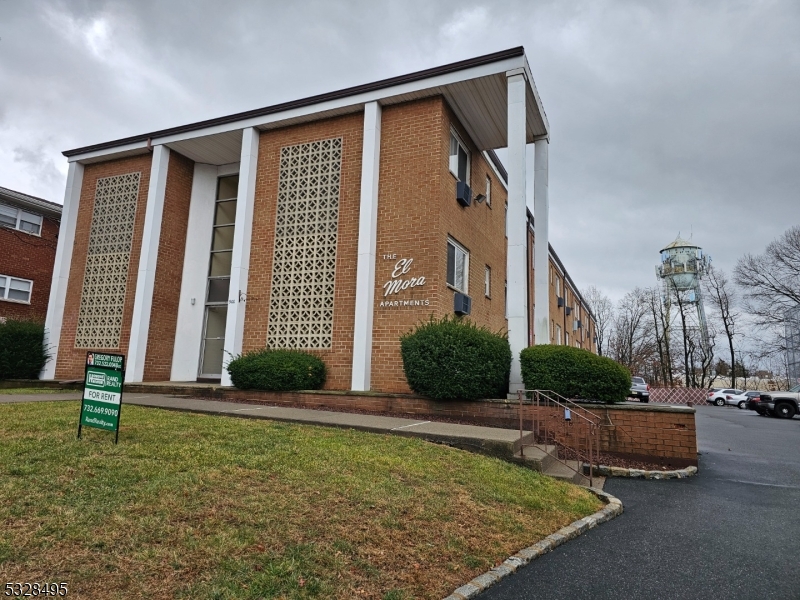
left=456, top=181, right=472, bottom=207
left=454, top=292, right=472, bottom=315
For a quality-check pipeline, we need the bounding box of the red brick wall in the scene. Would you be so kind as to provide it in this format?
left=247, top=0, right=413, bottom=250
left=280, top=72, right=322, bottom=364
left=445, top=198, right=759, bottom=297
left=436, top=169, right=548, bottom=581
left=368, top=98, right=510, bottom=393
left=55, top=153, right=153, bottom=379
left=143, top=151, right=194, bottom=381
left=0, top=215, right=59, bottom=322
left=241, top=113, right=364, bottom=390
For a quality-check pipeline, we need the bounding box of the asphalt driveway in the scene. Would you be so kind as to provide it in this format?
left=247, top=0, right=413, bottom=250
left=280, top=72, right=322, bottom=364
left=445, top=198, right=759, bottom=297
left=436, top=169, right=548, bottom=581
left=479, top=404, right=800, bottom=600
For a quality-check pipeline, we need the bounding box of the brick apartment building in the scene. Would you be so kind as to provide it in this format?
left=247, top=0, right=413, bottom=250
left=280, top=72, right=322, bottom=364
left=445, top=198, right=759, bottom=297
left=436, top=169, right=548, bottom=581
left=0, top=187, right=62, bottom=322
left=42, top=47, right=597, bottom=393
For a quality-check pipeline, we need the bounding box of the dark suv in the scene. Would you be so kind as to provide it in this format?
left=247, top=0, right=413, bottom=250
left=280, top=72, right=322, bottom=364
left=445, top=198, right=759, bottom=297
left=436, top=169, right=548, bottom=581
left=744, top=391, right=766, bottom=414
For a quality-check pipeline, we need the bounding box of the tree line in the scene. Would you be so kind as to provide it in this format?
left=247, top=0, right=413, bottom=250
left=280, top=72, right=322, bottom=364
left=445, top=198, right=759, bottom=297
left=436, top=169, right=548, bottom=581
left=584, top=225, right=800, bottom=390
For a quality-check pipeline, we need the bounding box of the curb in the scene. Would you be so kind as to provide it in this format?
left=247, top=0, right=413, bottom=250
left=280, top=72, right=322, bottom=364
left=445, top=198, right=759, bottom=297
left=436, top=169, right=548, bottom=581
left=442, top=488, right=623, bottom=600
left=582, top=464, right=698, bottom=480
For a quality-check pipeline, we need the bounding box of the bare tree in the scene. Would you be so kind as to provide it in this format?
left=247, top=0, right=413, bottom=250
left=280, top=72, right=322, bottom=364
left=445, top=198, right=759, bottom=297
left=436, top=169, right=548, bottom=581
left=609, top=288, right=655, bottom=377
left=644, top=287, right=674, bottom=386
left=583, top=285, right=613, bottom=356
left=734, top=225, right=800, bottom=326
left=704, top=267, right=740, bottom=387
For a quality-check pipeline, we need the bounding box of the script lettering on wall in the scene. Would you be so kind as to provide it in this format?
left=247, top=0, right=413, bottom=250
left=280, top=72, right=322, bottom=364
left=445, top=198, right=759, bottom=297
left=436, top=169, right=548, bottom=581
left=379, top=256, right=430, bottom=308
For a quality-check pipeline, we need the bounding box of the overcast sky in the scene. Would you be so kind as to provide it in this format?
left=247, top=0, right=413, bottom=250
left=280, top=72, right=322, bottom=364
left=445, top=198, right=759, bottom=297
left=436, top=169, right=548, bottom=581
left=1, top=0, right=798, bottom=304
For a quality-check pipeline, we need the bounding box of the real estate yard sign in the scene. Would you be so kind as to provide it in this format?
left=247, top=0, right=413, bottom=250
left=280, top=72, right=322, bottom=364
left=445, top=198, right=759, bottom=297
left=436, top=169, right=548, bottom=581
left=78, top=352, right=125, bottom=444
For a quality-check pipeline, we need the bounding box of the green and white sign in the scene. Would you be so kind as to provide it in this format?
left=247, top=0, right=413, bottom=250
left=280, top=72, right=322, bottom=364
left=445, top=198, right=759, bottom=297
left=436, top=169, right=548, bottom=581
left=78, top=352, right=125, bottom=443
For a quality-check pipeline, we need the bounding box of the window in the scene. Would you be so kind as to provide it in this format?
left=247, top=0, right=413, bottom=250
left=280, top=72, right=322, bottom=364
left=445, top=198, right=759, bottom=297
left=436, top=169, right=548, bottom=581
left=484, top=266, right=491, bottom=298
left=504, top=203, right=508, bottom=237
left=449, top=131, right=470, bottom=183
left=556, top=324, right=562, bottom=345
left=0, top=274, right=33, bottom=303
left=485, top=176, right=492, bottom=207
left=446, top=238, right=469, bottom=293
left=565, top=332, right=570, bottom=347
left=0, top=203, right=42, bottom=235
left=555, top=277, right=561, bottom=297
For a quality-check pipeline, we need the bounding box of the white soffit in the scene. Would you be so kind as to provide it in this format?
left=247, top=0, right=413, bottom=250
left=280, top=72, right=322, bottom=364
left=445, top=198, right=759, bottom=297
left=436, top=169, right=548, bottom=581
left=166, top=129, right=244, bottom=165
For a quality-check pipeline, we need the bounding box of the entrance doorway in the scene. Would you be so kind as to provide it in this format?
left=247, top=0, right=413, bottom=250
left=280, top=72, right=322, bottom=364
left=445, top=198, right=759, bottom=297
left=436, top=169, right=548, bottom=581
left=198, top=174, right=238, bottom=379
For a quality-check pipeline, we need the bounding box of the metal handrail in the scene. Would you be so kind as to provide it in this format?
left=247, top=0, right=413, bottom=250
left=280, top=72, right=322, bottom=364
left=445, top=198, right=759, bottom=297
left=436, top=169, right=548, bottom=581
left=517, top=389, right=600, bottom=488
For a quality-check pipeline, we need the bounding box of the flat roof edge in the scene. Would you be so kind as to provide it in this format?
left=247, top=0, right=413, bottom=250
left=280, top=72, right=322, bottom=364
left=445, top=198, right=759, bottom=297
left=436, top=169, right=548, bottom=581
left=63, top=46, right=525, bottom=158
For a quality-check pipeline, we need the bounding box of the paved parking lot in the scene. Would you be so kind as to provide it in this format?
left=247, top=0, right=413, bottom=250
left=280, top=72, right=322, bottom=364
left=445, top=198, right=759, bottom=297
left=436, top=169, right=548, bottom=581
left=479, top=404, right=800, bottom=600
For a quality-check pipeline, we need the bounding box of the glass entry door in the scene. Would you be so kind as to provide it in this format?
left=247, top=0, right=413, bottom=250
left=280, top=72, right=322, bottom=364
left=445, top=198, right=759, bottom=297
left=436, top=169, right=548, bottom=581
left=198, top=174, right=238, bottom=378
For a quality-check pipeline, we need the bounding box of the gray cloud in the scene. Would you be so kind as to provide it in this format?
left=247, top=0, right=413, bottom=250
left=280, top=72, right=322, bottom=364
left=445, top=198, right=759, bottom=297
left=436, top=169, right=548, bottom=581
left=0, top=0, right=798, bottom=306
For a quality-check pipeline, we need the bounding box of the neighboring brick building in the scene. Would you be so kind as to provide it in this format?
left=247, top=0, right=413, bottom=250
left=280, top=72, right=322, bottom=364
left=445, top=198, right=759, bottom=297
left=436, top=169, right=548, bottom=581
left=0, top=187, right=62, bottom=323
left=43, top=47, right=598, bottom=393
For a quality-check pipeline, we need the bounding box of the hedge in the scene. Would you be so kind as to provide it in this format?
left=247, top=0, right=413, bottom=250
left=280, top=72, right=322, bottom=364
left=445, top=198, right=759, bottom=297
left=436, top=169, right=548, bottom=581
left=520, top=345, right=630, bottom=403
left=400, top=316, right=511, bottom=401
left=0, top=320, right=49, bottom=380
left=226, top=348, right=326, bottom=391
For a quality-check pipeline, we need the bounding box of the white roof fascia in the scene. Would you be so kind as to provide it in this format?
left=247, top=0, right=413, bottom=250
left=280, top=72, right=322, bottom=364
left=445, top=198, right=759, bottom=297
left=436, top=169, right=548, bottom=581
left=68, top=54, right=529, bottom=164
left=523, top=56, right=550, bottom=137
left=67, top=141, right=150, bottom=163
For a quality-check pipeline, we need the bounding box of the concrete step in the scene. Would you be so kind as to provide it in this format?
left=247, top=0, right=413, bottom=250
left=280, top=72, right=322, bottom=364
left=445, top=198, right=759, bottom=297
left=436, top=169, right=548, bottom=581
left=519, top=444, right=558, bottom=473
left=542, top=459, right=591, bottom=486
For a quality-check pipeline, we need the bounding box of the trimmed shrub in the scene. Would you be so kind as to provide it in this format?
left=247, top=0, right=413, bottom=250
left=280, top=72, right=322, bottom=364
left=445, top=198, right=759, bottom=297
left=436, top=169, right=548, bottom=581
left=400, top=316, right=511, bottom=401
left=0, top=320, right=49, bottom=380
left=226, top=349, right=326, bottom=391
left=520, top=345, right=630, bottom=403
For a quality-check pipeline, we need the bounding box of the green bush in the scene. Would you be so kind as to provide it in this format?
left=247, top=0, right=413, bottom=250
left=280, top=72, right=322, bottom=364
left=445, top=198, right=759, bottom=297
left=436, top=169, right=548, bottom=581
left=400, top=316, right=511, bottom=401
left=0, top=320, right=49, bottom=380
left=520, top=345, right=630, bottom=403
left=226, top=348, right=326, bottom=391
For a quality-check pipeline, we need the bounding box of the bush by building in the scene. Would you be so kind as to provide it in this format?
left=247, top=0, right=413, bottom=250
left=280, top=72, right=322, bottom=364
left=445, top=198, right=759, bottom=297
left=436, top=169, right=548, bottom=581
left=0, top=319, right=49, bottom=380
left=226, top=349, right=326, bottom=391
left=520, top=345, right=630, bottom=403
left=400, top=316, right=511, bottom=401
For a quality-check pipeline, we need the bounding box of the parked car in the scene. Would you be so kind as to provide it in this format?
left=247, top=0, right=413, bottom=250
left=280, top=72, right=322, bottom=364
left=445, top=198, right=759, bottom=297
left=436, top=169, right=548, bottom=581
left=706, top=388, right=745, bottom=407
left=744, top=391, right=767, bottom=414
left=629, top=377, right=650, bottom=402
left=759, top=384, right=800, bottom=419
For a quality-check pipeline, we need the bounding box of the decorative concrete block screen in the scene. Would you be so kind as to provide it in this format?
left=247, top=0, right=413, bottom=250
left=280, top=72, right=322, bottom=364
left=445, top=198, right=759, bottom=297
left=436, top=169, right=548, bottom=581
left=75, top=172, right=141, bottom=348
left=267, top=138, right=342, bottom=349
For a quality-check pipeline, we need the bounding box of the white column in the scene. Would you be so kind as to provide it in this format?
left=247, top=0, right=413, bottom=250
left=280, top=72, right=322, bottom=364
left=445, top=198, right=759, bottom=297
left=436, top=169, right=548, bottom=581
left=126, top=145, right=170, bottom=382
left=41, top=162, right=84, bottom=380
left=533, top=138, right=550, bottom=346
left=506, top=72, right=528, bottom=393
left=351, top=102, right=382, bottom=391
left=221, top=127, right=259, bottom=387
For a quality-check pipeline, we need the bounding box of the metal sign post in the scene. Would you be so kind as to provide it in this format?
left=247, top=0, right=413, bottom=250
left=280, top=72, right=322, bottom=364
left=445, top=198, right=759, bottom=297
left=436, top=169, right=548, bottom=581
left=77, top=352, right=125, bottom=444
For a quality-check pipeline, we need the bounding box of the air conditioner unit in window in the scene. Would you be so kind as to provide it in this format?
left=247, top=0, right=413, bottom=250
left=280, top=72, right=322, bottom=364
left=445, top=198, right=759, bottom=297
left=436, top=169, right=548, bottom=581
left=573, top=320, right=580, bottom=331
left=557, top=297, right=565, bottom=308
left=456, top=181, right=472, bottom=207
left=565, top=306, right=572, bottom=316
left=454, top=292, right=472, bottom=315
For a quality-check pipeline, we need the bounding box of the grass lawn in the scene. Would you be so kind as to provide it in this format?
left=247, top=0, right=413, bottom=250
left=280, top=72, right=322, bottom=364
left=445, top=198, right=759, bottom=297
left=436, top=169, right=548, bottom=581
left=0, top=402, right=602, bottom=599
left=0, top=388, right=73, bottom=395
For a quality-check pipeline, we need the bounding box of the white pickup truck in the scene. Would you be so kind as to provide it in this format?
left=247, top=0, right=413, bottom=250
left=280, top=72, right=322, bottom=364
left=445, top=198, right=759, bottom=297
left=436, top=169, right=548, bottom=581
left=629, top=376, right=650, bottom=402
left=760, top=384, right=800, bottom=419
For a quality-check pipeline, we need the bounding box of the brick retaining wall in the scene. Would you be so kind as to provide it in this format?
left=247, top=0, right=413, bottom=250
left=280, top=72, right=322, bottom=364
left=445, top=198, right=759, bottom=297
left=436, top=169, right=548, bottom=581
left=123, top=383, right=698, bottom=466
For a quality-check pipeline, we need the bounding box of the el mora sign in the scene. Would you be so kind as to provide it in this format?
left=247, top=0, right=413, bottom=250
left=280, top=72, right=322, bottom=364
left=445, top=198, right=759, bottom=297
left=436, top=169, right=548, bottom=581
left=78, top=352, right=125, bottom=443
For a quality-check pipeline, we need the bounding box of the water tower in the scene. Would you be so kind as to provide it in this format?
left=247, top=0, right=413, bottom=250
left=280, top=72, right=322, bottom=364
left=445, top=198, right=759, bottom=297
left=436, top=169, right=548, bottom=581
left=656, top=236, right=711, bottom=354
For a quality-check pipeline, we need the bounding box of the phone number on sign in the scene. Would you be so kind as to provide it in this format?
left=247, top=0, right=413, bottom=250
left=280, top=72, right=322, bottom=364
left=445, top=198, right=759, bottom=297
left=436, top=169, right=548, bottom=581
left=83, top=404, right=118, bottom=417
left=4, top=583, right=68, bottom=597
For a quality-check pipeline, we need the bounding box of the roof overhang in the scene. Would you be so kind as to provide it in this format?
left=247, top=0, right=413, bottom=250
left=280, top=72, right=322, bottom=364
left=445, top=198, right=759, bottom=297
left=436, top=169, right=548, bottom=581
left=64, top=47, right=549, bottom=166
left=0, top=186, right=62, bottom=218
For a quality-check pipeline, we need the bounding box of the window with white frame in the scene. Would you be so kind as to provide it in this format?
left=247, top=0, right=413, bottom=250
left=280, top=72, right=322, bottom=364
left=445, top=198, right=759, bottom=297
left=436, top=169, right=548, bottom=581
left=565, top=332, right=570, bottom=347
left=446, top=238, right=469, bottom=293
left=0, top=274, right=32, bottom=303
left=485, top=176, right=492, bottom=207
left=556, top=324, right=562, bottom=345
left=504, top=203, right=508, bottom=237
left=555, top=277, right=561, bottom=297
left=449, top=131, right=470, bottom=183
left=484, top=266, right=491, bottom=298
left=0, top=203, right=43, bottom=235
